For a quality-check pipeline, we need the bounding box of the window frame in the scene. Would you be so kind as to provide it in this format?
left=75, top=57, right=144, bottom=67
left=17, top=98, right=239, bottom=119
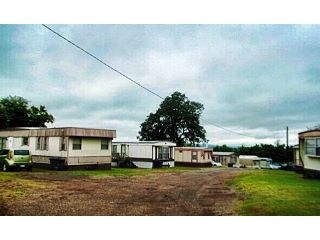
left=305, top=138, right=320, bottom=156
left=112, top=145, right=118, bottom=153
left=22, top=137, right=29, bottom=146
left=72, top=138, right=82, bottom=150
left=36, top=136, right=49, bottom=151
left=0, top=138, right=6, bottom=149
left=101, top=138, right=109, bottom=150
left=191, top=151, right=198, bottom=161
left=158, top=146, right=170, bottom=160
left=60, top=137, right=67, bottom=151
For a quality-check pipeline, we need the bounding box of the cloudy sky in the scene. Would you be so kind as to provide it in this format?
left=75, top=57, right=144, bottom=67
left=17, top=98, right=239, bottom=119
left=1, top=24, right=319, bottom=146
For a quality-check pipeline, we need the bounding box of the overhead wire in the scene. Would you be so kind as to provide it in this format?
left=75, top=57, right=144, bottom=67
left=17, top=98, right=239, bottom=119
left=42, top=24, right=164, bottom=100
left=41, top=24, right=255, bottom=139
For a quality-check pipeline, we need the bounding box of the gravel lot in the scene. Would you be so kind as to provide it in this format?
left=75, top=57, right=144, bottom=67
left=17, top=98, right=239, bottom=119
left=1, top=168, right=244, bottom=216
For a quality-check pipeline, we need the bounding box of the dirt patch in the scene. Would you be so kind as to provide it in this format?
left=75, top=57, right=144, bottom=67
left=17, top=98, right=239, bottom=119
left=1, top=168, right=244, bottom=216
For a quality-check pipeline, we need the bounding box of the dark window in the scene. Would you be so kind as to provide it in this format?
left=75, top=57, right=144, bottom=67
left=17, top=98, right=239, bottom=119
left=14, top=150, right=30, bottom=155
left=0, top=149, right=9, bottom=155
left=101, top=139, right=109, bottom=150
left=22, top=137, right=29, bottom=146
left=73, top=138, right=82, bottom=150
left=0, top=138, right=6, bottom=149
left=112, top=145, right=118, bottom=153
left=60, top=137, right=67, bottom=151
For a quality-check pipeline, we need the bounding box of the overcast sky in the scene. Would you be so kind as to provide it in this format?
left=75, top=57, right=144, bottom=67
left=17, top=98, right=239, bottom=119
left=1, top=24, right=319, bottom=146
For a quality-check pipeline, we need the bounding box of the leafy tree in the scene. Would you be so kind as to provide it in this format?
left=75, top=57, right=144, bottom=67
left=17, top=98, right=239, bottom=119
left=0, top=95, right=54, bottom=128
left=233, top=143, right=293, bottom=163
left=138, top=91, right=206, bottom=146
left=213, top=144, right=236, bottom=152
left=28, top=105, right=54, bottom=127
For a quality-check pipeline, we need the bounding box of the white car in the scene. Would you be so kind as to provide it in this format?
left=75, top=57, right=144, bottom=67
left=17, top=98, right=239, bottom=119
left=270, top=163, right=281, bottom=169
left=212, top=161, right=222, bottom=167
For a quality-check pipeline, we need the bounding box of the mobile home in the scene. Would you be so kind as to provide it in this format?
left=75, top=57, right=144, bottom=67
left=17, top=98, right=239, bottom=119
left=212, top=152, right=237, bottom=166
left=0, top=127, right=116, bottom=170
left=112, top=141, right=176, bottom=168
left=238, top=155, right=261, bottom=168
left=175, top=147, right=213, bottom=167
left=299, top=129, right=320, bottom=178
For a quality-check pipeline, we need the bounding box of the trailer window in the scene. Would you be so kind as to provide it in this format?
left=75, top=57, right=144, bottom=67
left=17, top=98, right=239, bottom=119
left=101, top=138, right=109, bottom=150
left=22, top=137, right=29, bottom=146
left=0, top=138, right=7, bottom=149
left=192, top=151, right=197, bottom=160
left=36, top=137, right=48, bottom=150
left=305, top=138, right=320, bottom=156
left=158, top=147, right=170, bottom=160
left=73, top=138, right=82, bottom=150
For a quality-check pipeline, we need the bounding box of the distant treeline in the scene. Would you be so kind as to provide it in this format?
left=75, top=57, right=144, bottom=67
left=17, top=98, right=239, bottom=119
left=213, top=143, right=294, bottom=163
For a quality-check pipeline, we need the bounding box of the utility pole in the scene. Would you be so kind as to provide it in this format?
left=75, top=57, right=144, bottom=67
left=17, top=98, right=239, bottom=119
left=286, top=126, right=289, bottom=166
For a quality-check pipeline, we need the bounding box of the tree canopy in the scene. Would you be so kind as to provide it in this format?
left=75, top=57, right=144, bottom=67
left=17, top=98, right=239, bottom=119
left=137, top=91, right=206, bottom=146
left=0, top=96, right=54, bottom=129
left=213, top=142, right=293, bottom=163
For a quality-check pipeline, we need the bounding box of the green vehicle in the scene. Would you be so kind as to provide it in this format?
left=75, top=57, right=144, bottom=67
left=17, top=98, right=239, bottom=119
left=0, top=149, right=32, bottom=171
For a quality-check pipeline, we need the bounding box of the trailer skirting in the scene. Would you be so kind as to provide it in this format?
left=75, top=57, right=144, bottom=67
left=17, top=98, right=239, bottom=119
left=303, top=168, right=320, bottom=179
left=175, top=162, right=213, bottom=167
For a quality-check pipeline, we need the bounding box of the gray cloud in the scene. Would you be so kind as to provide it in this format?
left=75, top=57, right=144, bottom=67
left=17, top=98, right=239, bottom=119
left=1, top=24, right=320, bottom=145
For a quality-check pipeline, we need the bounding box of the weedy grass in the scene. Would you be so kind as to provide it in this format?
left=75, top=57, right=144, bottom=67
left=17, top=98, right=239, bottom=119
left=228, top=170, right=320, bottom=216
left=0, top=172, right=47, bottom=200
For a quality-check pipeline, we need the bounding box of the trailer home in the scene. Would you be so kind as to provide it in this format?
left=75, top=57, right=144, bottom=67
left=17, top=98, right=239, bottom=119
left=0, top=127, right=116, bottom=170
left=299, top=129, right=320, bottom=178
left=175, top=147, right=213, bottom=167
left=112, top=141, right=176, bottom=168
left=212, top=152, right=237, bottom=166
left=238, top=155, right=261, bottom=168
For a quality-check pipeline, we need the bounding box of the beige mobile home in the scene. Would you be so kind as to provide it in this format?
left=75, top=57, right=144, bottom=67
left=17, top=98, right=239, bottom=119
left=238, top=155, right=261, bottom=168
left=174, top=147, right=213, bottom=167
left=0, top=127, right=116, bottom=170
left=112, top=141, right=176, bottom=168
left=212, top=152, right=237, bottom=166
left=293, top=144, right=303, bottom=167
left=299, top=130, right=320, bottom=178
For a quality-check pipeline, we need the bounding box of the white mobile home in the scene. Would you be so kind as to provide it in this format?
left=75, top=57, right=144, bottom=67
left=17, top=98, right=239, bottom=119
left=0, top=127, right=116, bottom=170
left=259, top=158, right=272, bottom=169
left=174, top=147, right=213, bottom=167
left=299, top=130, right=320, bottom=178
left=112, top=141, right=176, bottom=168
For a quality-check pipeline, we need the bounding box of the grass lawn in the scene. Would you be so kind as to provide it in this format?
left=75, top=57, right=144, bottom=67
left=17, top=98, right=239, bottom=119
left=229, top=169, right=320, bottom=216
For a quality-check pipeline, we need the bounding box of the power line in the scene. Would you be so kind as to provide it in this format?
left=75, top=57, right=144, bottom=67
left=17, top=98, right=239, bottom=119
left=42, top=24, right=164, bottom=100
left=201, top=118, right=254, bottom=138
left=41, top=24, right=254, bottom=139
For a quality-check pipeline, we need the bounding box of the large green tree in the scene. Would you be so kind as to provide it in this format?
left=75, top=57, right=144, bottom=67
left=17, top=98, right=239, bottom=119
left=0, top=96, right=54, bottom=128
left=138, top=91, right=206, bottom=146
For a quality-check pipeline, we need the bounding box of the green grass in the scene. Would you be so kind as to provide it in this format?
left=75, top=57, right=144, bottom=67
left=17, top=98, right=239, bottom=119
left=56, top=166, right=201, bottom=178
left=229, top=170, right=320, bottom=216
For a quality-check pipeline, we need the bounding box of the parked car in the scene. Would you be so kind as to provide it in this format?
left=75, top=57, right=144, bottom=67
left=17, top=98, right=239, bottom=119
left=0, top=149, right=32, bottom=171
left=280, top=162, right=294, bottom=171
left=269, top=163, right=281, bottom=169
left=233, top=163, right=246, bottom=168
left=212, top=161, right=222, bottom=167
